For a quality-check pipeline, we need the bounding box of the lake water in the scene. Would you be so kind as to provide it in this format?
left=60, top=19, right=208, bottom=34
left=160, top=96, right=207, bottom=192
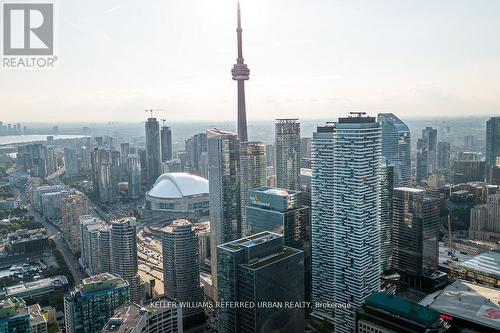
left=0, top=135, right=87, bottom=146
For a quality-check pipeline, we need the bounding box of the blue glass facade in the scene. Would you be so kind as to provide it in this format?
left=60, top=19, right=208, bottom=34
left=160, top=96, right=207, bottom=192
left=377, top=113, right=411, bottom=187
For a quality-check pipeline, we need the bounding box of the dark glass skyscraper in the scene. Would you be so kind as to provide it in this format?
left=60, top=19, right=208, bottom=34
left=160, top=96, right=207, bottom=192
left=393, top=188, right=440, bottom=289
left=486, top=117, right=500, bottom=182
left=246, top=187, right=311, bottom=301
left=416, top=138, right=429, bottom=184
left=217, top=232, right=304, bottom=333
left=422, top=127, right=438, bottom=175
left=161, top=125, right=173, bottom=162
left=145, top=117, right=161, bottom=185
left=380, top=159, right=394, bottom=273
left=437, top=141, right=451, bottom=170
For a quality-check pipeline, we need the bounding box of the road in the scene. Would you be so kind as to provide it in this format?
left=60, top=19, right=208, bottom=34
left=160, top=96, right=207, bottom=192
left=29, top=207, right=86, bottom=285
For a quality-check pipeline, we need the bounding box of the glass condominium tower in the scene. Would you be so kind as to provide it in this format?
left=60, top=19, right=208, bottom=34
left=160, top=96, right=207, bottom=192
left=207, top=128, right=241, bottom=301
left=239, top=141, right=267, bottom=236
left=377, top=113, right=411, bottom=187
left=275, top=119, right=301, bottom=191
left=145, top=117, right=161, bottom=185
left=311, top=124, right=336, bottom=323
left=333, top=114, right=381, bottom=333
left=311, top=114, right=382, bottom=332
left=486, top=117, right=500, bottom=182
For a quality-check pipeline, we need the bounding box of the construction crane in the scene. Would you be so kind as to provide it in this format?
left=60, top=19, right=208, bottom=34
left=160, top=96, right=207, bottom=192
left=145, top=109, right=166, bottom=118
left=447, top=214, right=456, bottom=278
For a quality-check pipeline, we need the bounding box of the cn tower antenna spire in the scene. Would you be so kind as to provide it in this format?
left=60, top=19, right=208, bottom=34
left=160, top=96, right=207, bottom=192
left=232, top=0, right=249, bottom=142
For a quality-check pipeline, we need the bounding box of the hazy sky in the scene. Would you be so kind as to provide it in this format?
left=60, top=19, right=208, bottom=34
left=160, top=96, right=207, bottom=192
left=1, top=0, right=500, bottom=122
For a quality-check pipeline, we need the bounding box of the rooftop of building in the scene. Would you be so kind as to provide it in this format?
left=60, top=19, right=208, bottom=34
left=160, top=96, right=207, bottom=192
left=192, top=221, right=210, bottom=234
left=220, top=231, right=277, bottom=252
left=250, top=186, right=297, bottom=197
left=247, top=247, right=299, bottom=270
left=206, top=128, right=236, bottom=136
left=458, top=251, right=500, bottom=280
left=8, top=228, right=47, bottom=243
left=0, top=298, right=27, bottom=319
left=420, top=280, right=500, bottom=330
left=364, top=292, right=441, bottom=328
left=275, top=118, right=299, bottom=123
left=147, top=172, right=209, bottom=199
left=338, top=112, right=376, bottom=124
left=4, top=276, right=68, bottom=298
left=110, top=217, right=136, bottom=226
left=161, top=219, right=193, bottom=234
left=220, top=232, right=301, bottom=269
left=102, top=301, right=179, bottom=332
left=394, top=187, right=426, bottom=193
left=79, top=273, right=128, bottom=293
left=102, top=304, right=146, bottom=332
left=28, top=304, right=46, bottom=326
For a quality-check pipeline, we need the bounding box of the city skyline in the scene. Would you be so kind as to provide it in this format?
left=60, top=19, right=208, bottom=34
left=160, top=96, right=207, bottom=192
left=2, top=0, right=500, bottom=122
left=1, top=1, right=500, bottom=332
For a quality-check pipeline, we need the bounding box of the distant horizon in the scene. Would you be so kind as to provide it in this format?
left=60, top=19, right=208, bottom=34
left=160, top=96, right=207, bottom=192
left=1, top=114, right=496, bottom=126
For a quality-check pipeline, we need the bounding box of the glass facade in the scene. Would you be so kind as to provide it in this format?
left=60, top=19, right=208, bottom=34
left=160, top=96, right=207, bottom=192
left=377, top=113, right=411, bottom=187
left=239, top=142, right=267, bottom=236
left=275, top=119, right=301, bottom=191
left=207, top=129, right=241, bottom=299
left=64, top=274, right=130, bottom=333
left=145, top=118, right=161, bottom=185
left=393, top=188, right=440, bottom=287
left=217, top=232, right=304, bottom=333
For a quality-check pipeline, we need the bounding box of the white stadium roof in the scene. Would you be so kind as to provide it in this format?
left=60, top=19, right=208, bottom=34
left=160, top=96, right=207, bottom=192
left=147, top=173, right=209, bottom=199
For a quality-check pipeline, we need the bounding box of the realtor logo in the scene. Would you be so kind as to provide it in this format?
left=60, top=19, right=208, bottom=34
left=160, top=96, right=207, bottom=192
left=3, top=3, right=53, bottom=56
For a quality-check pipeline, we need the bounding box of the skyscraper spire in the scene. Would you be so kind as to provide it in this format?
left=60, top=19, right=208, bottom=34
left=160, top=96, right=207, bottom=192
left=232, top=0, right=250, bottom=142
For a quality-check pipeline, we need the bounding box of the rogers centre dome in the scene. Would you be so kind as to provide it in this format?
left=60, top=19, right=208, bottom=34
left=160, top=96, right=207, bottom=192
left=145, top=173, right=209, bottom=218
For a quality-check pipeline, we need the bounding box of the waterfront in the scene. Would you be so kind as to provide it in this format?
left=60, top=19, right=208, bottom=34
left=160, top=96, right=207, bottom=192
left=0, top=135, right=87, bottom=146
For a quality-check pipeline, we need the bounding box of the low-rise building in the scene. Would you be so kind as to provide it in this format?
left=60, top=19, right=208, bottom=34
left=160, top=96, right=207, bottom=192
left=7, top=228, right=49, bottom=254
left=0, top=276, right=69, bottom=301
left=0, top=198, right=17, bottom=210
left=101, top=300, right=183, bottom=333
left=356, top=292, right=447, bottom=333
left=455, top=251, right=500, bottom=288
left=420, top=280, right=500, bottom=332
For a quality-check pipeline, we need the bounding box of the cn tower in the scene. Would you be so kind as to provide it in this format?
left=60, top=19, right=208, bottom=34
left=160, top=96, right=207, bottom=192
left=231, top=0, right=250, bottom=142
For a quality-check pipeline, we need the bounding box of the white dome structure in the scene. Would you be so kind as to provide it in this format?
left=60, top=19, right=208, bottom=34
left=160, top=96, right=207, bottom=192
left=145, top=173, right=209, bottom=218
left=147, top=172, right=209, bottom=199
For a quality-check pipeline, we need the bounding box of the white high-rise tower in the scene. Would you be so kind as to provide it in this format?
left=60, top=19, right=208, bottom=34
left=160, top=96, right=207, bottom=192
left=311, top=114, right=382, bottom=332
left=311, top=123, right=336, bottom=323
left=333, top=113, right=381, bottom=333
